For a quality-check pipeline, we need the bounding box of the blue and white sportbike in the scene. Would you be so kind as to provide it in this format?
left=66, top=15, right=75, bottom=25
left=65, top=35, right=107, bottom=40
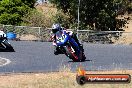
left=55, top=31, right=86, bottom=62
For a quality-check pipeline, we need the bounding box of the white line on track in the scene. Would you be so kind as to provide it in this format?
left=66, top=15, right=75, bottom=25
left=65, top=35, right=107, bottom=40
left=0, top=57, right=11, bottom=67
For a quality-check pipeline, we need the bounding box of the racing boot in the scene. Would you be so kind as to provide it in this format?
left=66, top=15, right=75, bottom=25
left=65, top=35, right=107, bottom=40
left=54, top=46, right=64, bottom=55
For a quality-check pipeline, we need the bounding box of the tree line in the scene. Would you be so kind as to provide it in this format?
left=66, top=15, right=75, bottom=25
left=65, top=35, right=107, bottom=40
left=0, top=0, right=132, bottom=31
left=50, top=0, right=132, bottom=31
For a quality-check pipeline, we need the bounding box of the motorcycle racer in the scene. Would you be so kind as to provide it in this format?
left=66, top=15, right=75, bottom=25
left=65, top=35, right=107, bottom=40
left=0, top=28, right=6, bottom=40
left=51, top=23, right=83, bottom=55
left=0, top=28, right=15, bottom=52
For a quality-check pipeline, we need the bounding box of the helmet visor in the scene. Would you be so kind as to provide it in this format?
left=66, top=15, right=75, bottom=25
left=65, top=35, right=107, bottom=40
left=52, top=29, right=59, bottom=33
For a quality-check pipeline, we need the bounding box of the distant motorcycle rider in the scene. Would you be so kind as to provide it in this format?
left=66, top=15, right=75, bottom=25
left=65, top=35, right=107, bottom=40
left=51, top=23, right=83, bottom=55
left=0, top=28, right=7, bottom=40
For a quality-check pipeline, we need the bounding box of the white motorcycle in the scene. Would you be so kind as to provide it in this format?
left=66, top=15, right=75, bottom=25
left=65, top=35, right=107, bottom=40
left=0, top=31, right=15, bottom=52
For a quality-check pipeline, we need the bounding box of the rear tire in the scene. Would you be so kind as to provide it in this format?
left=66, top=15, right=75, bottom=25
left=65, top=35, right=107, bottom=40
left=81, top=54, right=86, bottom=62
left=79, top=47, right=86, bottom=62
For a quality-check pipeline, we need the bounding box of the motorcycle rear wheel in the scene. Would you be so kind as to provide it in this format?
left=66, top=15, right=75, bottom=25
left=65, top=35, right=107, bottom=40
left=79, top=47, right=86, bottom=62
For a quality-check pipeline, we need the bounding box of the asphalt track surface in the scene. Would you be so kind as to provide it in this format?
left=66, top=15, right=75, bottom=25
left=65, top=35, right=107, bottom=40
left=0, top=41, right=132, bottom=73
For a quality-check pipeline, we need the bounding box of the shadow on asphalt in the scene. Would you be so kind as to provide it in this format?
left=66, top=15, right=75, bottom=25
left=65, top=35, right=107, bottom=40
left=68, top=59, right=92, bottom=63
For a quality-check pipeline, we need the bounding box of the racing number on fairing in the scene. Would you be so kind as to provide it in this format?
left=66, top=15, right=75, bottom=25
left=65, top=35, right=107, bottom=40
left=56, top=34, right=66, bottom=42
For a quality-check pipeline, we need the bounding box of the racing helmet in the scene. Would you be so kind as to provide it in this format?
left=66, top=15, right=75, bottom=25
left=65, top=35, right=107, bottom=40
left=52, top=23, right=61, bottom=33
